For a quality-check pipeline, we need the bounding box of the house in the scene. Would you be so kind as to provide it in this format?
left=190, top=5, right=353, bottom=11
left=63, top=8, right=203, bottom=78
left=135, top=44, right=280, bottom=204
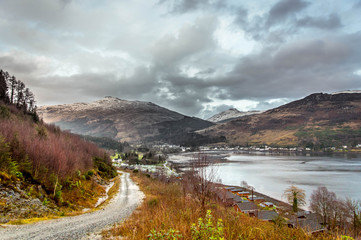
left=288, top=211, right=325, bottom=233
left=230, top=188, right=244, bottom=193
left=216, top=190, right=237, bottom=206
left=247, top=195, right=265, bottom=202
left=233, top=195, right=249, bottom=203
left=224, top=186, right=236, bottom=191
left=234, top=202, right=258, bottom=216
left=262, top=202, right=274, bottom=208
left=257, top=210, right=279, bottom=222
left=236, top=191, right=250, bottom=197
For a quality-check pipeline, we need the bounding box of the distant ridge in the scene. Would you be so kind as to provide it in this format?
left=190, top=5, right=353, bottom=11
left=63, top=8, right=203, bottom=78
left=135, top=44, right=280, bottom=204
left=199, top=92, right=361, bottom=148
left=38, top=97, right=216, bottom=145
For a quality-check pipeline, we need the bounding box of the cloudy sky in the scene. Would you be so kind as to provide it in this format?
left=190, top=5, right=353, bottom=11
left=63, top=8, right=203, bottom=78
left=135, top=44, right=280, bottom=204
left=1, top=0, right=361, bottom=118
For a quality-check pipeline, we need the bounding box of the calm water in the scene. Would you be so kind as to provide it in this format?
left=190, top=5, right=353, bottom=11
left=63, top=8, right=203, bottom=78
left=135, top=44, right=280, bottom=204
left=211, top=152, right=361, bottom=207
left=169, top=151, right=361, bottom=208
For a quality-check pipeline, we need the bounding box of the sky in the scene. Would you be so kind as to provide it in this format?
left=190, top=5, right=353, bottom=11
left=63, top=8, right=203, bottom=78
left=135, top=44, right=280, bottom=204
left=1, top=0, right=361, bottom=119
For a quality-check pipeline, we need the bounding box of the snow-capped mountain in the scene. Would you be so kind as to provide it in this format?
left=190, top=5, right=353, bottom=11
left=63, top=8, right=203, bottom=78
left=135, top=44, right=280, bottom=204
left=37, top=96, right=215, bottom=144
left=207, top=108, right=262, bottom=123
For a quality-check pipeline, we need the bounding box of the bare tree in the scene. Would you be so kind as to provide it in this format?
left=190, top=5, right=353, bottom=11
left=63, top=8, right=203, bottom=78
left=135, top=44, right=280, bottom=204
left=283, top=185, right=306, bottom=213
left=345, top=198, right=361, bottom=237
left=182, top=153, right=218, bottom=211
left=310, top=186, right=336, bottom=227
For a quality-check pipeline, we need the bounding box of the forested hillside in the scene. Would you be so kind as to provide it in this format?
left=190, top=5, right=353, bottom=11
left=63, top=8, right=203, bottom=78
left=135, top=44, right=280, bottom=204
left=0, top=69, right=116, bottom=222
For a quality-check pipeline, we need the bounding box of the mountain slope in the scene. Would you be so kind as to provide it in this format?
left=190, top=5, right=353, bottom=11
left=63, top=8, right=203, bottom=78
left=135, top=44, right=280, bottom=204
left=199, top=92, right=361, bottom=148
left=207, top=108, right=262, bottom=123
left=38, top=97, right=215, bottom=144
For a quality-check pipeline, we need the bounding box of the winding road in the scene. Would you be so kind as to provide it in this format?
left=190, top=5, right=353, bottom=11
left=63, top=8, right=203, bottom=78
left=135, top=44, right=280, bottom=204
left=0, top=172, right=144, bottom=240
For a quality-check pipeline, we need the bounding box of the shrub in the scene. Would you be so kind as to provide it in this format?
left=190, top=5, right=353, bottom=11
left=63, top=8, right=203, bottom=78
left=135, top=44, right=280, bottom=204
left=147, top=198, right=158, bottom=207
left=191, top=210, right=224, bottom=240
left=147, top=229, right=183, bottom=240
left=43, top=198, right=49, bottom=206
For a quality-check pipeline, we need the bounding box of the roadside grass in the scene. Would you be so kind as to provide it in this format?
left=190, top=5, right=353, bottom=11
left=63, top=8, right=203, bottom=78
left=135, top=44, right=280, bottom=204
left=7, top=216, right=60, bottom=225
left=103, top=172, right=334, bottom=240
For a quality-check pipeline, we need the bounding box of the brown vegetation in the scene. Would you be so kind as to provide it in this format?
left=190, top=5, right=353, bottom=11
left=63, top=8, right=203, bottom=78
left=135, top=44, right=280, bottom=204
left=103, top=171, right=335, bottom=239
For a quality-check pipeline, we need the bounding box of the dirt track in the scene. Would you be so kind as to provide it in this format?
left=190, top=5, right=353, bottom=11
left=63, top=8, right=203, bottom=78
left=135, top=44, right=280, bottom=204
left=0, top=172, right=143, bottom=240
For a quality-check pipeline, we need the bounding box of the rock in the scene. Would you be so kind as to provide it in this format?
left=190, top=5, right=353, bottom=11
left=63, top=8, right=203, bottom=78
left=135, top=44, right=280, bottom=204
left=0, top=217, right=9, bottom=223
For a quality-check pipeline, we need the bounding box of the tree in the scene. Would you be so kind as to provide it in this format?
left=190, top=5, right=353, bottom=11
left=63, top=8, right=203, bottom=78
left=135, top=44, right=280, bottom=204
left=16, top=80, right=25, bottom=108
left=310, top=186, right=337, bottom=227
left=8, top=76, right=17, bottom=104
left=182, top=153, right=218, bottom=211
left=0, top=70, right=8, bottom=102
left=283, top=185, right=306, bottom=213
left=345, top=198, right=361, bottom=237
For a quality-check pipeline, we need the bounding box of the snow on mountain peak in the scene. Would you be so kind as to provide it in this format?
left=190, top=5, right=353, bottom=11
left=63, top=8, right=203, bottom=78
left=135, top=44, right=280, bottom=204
left=207, top=108, right=262, bottom=123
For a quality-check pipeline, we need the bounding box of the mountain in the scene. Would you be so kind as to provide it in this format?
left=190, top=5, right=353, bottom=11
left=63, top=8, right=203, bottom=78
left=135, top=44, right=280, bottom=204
left=198, top=92, right=361, bottom=148
left=207, top=108, right=262, bottom=123
left=38, top=96, right=215, bottom=145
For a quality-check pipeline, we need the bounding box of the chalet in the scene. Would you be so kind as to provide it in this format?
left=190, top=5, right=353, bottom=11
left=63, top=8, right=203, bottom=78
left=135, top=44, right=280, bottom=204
left=234, top=202, right=258, bottom=216
left=233, top=195, right=249, bottom=203
left=236, top=191, right=250, bottom=197
left=246, top=195, right=265, bottom=202
left=216, top=190, right=236, bottom=206
left=230, top=188, right=244, bottom=193
left=257, top=210, right=279, bottom=222
left=288, top=211, right=325, bottom=233
left=259, top=202, right=274, bottom=208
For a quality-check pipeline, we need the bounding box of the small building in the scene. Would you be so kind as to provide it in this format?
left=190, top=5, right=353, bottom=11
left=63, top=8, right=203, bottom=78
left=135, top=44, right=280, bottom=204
left=224, top=186, right=236, bottom=191
left=236, top=191, right=250, bottom=197
left=260, top=202, right=274, bottom=208
left=257, top=210, right=279, bottom=222
left=216, top=190, right=237, bottom=206
left=288, top=212, right=325, bottom=233
left=233, top=195, right=249, bottom=203
left=230, top=188, right=244, bottom=193
left=234, top=202, right=258, bottom=216
left=247, top=195, right=265, bottom=202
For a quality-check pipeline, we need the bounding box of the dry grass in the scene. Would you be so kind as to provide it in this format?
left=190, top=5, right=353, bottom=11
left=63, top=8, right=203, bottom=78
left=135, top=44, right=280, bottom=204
left=7, top=216, right=60, bottom=225
left=103, top=172, right=335, bottom=240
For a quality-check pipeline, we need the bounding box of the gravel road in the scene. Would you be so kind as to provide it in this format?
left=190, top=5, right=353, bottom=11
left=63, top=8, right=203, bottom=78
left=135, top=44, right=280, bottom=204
left=0, top=171, right=144, bottom=240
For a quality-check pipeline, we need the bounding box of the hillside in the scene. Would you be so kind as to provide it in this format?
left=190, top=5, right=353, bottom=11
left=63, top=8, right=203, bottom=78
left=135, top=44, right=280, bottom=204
left=199, top=92, right=361, bottom=148
left=38, top=97, right=216, bottom=145
left=207, top=108, right=262, bottom=123
left=0, top=70, right=117, bottom=222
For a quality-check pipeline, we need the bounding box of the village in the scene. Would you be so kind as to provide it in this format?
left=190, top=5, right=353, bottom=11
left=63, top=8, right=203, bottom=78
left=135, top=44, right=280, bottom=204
left=113, top=153, right=326, bottom=235
left=215, top=185, right=325, bottom=233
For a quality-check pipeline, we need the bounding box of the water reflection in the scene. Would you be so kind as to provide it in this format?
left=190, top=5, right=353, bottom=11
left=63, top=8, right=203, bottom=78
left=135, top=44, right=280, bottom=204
left=206, top=152, right=361, bottom=207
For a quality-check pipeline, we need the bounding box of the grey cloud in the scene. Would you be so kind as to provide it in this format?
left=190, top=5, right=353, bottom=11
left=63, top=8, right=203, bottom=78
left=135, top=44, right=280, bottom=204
left=215, top=33, right=361, bottom=100
left=233, top=0, right=310, bottom=43
left=158, top=0, right=228, bottom=13
left=296, top=13, right=342, bottom=29
left=251, top=99, right=290, bottom=111
left=266, top=0, right=309, bottom=27
left=0, top=55, right=37, bottom=74
left=151, top=16, right=218, bottom=65
left=233, top=7, right=249, bottom=27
